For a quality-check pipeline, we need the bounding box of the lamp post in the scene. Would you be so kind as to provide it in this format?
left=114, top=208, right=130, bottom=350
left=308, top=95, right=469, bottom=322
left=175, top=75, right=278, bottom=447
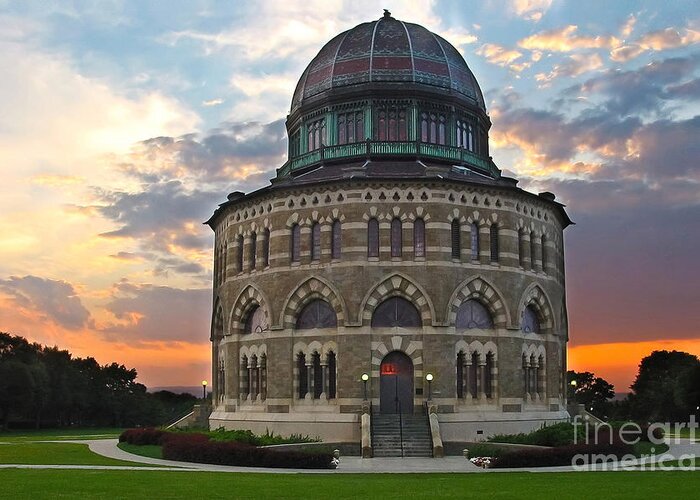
left=361, top=373, right=369, bottom=401
left=569, top=379, right=577, bottom=400
left=202, top=380, right=208, bottom=400
left=426, top=373, right=434, bottom=401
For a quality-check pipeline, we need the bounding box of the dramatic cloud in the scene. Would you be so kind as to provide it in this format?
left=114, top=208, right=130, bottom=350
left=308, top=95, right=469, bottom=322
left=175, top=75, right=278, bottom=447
left=491, top=54, right=700, bottom=179
left=102, top=281, right=211, bottom=343
left=574, top=56, right=700, bottom=117
left=519, top=25, right=619, bottom=53
left=118, top=120, right=286, bottom=182
left=89, top=119, right=285, bottom=278
left=476, top=43, right=526, bottom=70
left=0, top=276, right=91, bottom=330
left=510, top=0, right=552, bottom=22
left=535, top=53, right=604, bottom=85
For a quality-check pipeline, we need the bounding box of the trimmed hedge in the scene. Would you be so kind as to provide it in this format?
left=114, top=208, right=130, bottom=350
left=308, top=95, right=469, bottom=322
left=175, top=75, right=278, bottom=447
left=488, top=422, right=585, bottom=447
left=119, top=428, right=165, bottom=445
left=162, top=434, right=335, bottom=469
left=119, top=428, right=208, bottom=446
left=119, top=428, right=335, bottom=469
left=491, top=443, right=633, bottom=468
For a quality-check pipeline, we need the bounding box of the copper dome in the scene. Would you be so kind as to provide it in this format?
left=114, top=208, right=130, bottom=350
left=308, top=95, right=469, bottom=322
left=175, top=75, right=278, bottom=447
left=290, top=11, right=486, bottom=113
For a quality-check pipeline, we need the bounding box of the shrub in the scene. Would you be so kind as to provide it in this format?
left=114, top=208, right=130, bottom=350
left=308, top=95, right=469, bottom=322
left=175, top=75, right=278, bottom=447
left=119, top=428, right=166, bottom=445
left=488, top=422, right=584, bottom=447
left=491, top=443, right=633, bottom=468
left=119, top=428, right=208, bottom=446
left=119, top=427, right=335, bottom=469
left=162, top=435, right=335, bottom=469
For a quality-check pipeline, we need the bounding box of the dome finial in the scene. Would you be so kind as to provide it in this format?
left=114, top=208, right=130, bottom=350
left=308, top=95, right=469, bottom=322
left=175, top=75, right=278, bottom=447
left=383, top=9, right=392, bottom=19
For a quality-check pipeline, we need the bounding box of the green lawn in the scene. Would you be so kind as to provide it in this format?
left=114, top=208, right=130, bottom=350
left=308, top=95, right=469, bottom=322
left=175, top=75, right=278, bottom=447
left=0, top=428, right=124, bottom=443
left=633, top=441, right=669, bottom=457
left=117, top=443, right=163, bottom=459
left=661, top=457, right=700, bottom=468
left=0, top=442, right=153, bottom=467
left=667, top=427, right=700, bottom=439
left=0, top=470, right=699, bottom=499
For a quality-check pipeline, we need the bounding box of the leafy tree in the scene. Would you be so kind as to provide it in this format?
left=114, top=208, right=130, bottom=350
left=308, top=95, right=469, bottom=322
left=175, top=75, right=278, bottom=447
left=0, top=332, right=198, bottom=429
left=567, top=370, right=615, bottom=417
left=0, top=360, right=35, bottom=429
left=630, top=350, right=700, bottom=422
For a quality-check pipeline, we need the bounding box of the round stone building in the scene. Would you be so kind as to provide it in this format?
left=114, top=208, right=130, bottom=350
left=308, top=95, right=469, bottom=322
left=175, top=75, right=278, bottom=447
left=206, top=11, right=572, bottom=451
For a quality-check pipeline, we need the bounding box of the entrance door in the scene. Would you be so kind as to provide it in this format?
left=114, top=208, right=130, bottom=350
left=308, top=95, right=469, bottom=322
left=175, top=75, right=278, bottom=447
left=379, top=351, right=414, bottom=414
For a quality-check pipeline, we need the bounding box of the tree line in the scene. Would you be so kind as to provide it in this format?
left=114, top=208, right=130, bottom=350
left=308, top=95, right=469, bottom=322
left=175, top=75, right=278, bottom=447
left=569, top=350, right=700, bottom=422
left=0, top=332, right=197, bottom=430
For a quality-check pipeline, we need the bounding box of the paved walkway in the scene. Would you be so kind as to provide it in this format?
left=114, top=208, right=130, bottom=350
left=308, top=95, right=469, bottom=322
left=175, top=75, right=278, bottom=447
left=1, top=438, right=697, bottom=474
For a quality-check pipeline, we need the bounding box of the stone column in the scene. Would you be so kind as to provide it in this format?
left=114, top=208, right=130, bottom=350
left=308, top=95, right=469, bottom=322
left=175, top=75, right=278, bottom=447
left=240, top=363, right=247, bottom=401
left=321, top=362, right=329, bottom=399
left=261, top=359, right=267, bottom=401
left=523, top=360, right=530, bottom=401
left=479, top=361, right=487, bottom=400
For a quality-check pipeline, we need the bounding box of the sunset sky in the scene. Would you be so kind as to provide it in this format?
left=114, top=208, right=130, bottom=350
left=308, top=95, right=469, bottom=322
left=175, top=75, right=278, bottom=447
left=0, top=0, right=698, bottom=392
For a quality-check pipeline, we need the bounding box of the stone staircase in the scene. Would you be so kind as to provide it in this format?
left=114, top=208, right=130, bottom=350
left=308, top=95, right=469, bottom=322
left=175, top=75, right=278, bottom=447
left=371, top=413, right=433, bottom=457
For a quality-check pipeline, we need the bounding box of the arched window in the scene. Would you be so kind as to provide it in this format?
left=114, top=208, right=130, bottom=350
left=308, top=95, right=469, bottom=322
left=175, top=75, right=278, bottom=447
left=485, top=353, right=495, bottom=399
left=259, top=354, right=267, bottom=401
left=413, top=218, right=425, bottom=258
left=327, top=351, right=337, bottom=399
left=371, top=297, right=421, bottom=328
left=296, top=299, right=337, bottom=329
left=237, top=235, right=244, bottom=272
left=307, top=118, right=326, bottom=151
left=470, top=222, right=480, bottom=261
left=241, top=355, right=249, bottom=398
left=518, top=229, right=525, bottom=267
left=376, top=106, right=407, bottom=141
left=391, top=218, right=402, bottom=257
left=489, top=224, right=499, bottom=262
left=455, top=299, right=494, bottom=329
left=367, top=218, right=379, bottom=258
left=530, top=231, right=537, bottom=270
left=420, top=112, right=446, bottom=144
left=451, top=220, right=461, bottom=259
left=297, top=352, right=307, bottom=399
left=469, top=352, right=479, bottom=398
left=312, top=352, right=322, bottom=399
left=250, top=355, right=259, bottom=399
left=311, top=222, right=321, bottom=261
left=263, top=228, right=270, bottom=267
left=290, top=224, right=300, bottom=263
left=540, top=234, right=547, bottom=273
left=217, top=359, right=225, bottom=402
left=521, top=305, right=540, bottom=333
left=456, top=351, right=466, bottom=399
left=331, top=220, right=341, bottom=259
left=244, top=305, right=267, bottom=334
left=438, top=115, right=446, bottom=145
left=250, top=232, right=257, bottom=270
left=337, top=111, right=364, bottom=144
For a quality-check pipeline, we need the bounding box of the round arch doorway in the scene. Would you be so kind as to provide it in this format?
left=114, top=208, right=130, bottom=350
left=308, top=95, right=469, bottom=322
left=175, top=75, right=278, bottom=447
left=379, top=351, right=414, bottom=414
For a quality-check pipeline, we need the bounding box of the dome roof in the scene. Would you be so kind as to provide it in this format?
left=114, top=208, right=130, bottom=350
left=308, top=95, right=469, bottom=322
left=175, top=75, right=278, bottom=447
left=291, top=11, right=485, bottom=114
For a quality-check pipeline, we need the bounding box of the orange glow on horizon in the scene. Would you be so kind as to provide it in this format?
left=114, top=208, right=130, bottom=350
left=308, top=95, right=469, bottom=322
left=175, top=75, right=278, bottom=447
left=569, top=339, right=700, bottom=393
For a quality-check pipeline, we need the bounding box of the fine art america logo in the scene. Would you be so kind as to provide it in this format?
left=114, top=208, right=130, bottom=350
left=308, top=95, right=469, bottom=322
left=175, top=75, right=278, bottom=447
left=571, top=415, right=699, bottom=471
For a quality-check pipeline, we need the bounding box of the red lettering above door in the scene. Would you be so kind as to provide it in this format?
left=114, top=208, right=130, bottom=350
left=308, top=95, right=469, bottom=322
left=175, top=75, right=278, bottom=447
left=381, top=363, right=398, bottom=375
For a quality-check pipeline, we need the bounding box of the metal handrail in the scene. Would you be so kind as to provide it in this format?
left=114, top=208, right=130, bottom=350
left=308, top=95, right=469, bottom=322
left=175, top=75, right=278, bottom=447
left=277, top=139, right=498, bottom=178
left=397, top=399, right=404, bottom=458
